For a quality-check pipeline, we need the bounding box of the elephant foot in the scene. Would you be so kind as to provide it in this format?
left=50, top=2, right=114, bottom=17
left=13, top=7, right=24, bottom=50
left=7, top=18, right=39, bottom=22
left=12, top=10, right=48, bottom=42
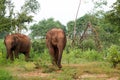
left=58, top=64, right=62, bottom=69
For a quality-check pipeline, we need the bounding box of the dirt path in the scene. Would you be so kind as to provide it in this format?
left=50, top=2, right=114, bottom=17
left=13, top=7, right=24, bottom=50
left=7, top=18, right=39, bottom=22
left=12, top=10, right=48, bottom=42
left=11, top=63, right=120, bottom=80
left=78, top=74, right=119, bottom=80
left=14, top=69, right=50, bottom=78
left=15, top=69, right=119, bottom=80
left=16, top=71, right=119, bottom=80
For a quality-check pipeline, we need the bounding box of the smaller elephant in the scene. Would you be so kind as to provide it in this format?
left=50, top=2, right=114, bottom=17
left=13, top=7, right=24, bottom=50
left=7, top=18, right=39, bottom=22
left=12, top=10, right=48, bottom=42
left=4, top=33, right=31, bottom=61
left=46, top=28, right=67, bottom=69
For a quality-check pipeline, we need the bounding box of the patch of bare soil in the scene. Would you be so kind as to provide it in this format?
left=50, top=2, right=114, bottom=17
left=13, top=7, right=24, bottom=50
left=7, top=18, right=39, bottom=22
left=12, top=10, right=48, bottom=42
left=75, top=73, right=119, bottom=80
left=15, top=69, right=50, bottom=78
left=107, top=77, right=119, bottom=80
left=80, top=73, right=107, bottom=78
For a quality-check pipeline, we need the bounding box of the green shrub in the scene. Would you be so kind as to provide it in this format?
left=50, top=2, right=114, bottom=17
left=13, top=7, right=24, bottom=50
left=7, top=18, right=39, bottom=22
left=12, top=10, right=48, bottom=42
left=63, top=48, right=83, bottom=64
left=82, top=49, right=103, bottom=61
left=0, top=53, right=12, bottom=66
left=32, top=40, right=46, bottom=53
left=107, top=45, right=120, bottom=68
left=63, top=47, right=103, bottom=64
left=80, top=39, right=96, bottom=50
left=0, top=69, right=13, bottom=80
left=33, top=49, right=51, bottom=69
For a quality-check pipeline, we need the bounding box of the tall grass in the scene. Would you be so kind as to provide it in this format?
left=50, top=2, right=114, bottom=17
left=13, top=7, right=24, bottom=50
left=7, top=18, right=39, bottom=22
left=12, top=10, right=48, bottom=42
left=0, top=39, right=120, bottom=80
left=0, top=69, right=13, bottom=80
left=0, top=39, right=119, bottom=67
left=0, top=39, right=111, bottom=66
left=63, top=48, right=104, bottom=64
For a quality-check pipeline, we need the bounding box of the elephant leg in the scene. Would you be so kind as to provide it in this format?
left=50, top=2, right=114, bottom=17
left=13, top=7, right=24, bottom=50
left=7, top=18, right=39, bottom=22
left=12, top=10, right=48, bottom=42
left=9, top=51, right=14, bottom=61
left=49, top=47, right=56, bottom=65
left=6, top=49, right=10, bottom=59
left=7, top=49, right=14, bottom=61
left=57, top=46, right=63, bottom=69
left=14, top=50, right=19, bottom=59
left=54, top=47, right=59, bottom=65
left=6, top=52, right=9, bottom=59
left=57, top=53, right=62, bottom=69
left=24, top=53, right=29, bottom=61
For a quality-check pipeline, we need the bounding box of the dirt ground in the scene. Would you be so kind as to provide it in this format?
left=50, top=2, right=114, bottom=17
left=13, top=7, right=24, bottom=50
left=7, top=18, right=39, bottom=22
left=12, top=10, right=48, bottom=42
left=15, top=70, right=119, bottom=80
left=13, top=64, right=120, bottom=80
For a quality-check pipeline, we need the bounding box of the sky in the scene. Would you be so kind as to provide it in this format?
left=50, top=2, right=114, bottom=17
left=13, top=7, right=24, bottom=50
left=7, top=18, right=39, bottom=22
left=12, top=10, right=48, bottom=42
left=12, top=0, right=116, bottom=26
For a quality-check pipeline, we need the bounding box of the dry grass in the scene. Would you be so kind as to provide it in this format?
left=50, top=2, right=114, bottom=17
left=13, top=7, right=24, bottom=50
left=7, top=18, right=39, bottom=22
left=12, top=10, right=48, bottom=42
left=62, top=62, right=120, bottom=80
left=0, top=61, right=120, bottom=80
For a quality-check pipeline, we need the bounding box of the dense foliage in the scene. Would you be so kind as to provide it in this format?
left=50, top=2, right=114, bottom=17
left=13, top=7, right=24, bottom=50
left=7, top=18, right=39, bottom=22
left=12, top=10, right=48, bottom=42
left=0, top=0, right=11, bottom=32
left=107, top=45, right=120, bottom=68
left=30, top=18, right=66, bottom=39
left=0, top=0, right=40, bottom=35
left=105, top=0, right=120, bottom=32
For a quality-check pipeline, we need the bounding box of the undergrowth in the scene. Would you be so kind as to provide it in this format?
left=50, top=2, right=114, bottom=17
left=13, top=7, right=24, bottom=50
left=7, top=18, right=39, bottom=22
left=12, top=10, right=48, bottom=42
left=0, top=39, right=120, bottom=80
